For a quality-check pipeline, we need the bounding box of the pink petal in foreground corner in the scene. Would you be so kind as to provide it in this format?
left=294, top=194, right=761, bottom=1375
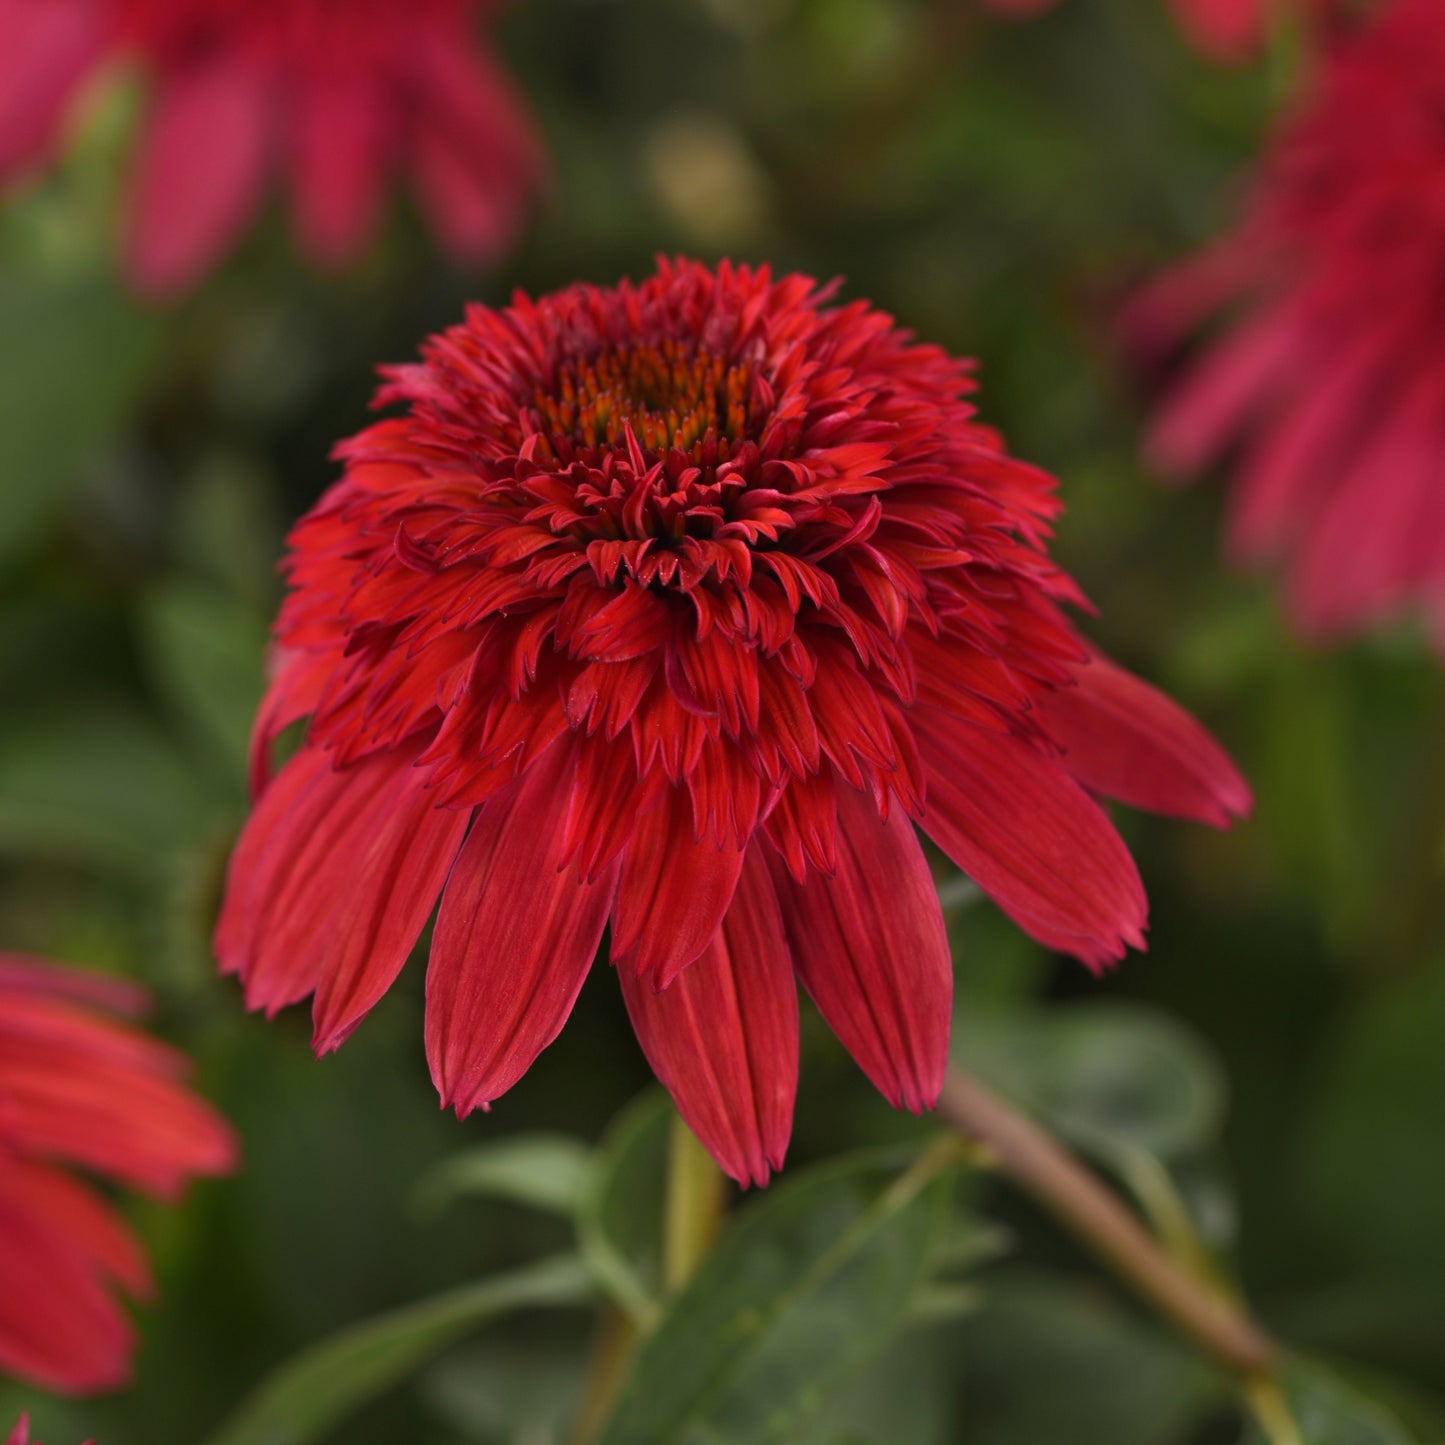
left=610, top=786, right=745, bottom=989
left=1044, top=652, right=1252, bottom=828
left=768, top=786, right=951, bottom=1115
left=913, top=705, right=1148, bottom=969
left=0, top=0, right=107, bottom=178
left=619, top=846, right=799, bottom=1187
left=123, top=54, right=272, bottom=297
left=426, top=744, right=619, bottom=1118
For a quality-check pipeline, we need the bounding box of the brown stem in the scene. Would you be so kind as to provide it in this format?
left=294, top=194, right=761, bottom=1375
left=937, top=1065, right=1278, bottom=1376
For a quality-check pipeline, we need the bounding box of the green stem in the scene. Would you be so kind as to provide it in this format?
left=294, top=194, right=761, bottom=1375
left=566, top=1307, right=641, bottom=1445
left=936, top=1065, right=1278, bottom=1376
left=662, top=1110, right=727, bottom=1294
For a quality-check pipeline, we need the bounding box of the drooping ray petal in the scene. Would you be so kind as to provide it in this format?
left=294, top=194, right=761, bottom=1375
left=123, top=53, right=273, bottom=296
left=1043, top=652, right=1252, bottom=827
left=408, top=28, right=545, bottom=262
left=913, top=705, right=1148, bottom=966
left=308, top=765, right=472, bottom=1053
left=610, top=786, right=746, bottom=988
left=426, top=745, right=619, bottom=1116
left=618, top=846, right=798, bottom=1186
left=216, top=741, right=469, bottom=1044
left=767, top=787, right=950, bottom=1113
left=288, top=68, right=390, bottom=269
left=0, top=0, right=108, bottom=177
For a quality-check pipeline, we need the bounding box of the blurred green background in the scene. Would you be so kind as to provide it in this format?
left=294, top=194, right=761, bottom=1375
left=1, top=0, right=1442, bottom=1441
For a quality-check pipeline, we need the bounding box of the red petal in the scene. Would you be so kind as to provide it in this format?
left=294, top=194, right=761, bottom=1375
left=1043, top=652, right=1251, bottom=828
left=124, top=54, right=272, bottom=296
left=611, top=786, right=745, bottom=987
left=913, top=705, right=1148, bottom=967
left=0, top=1158, right=143, bottom=1395
left=618, top=845, right=798, bottom=1187
left=216, top=743, right=469, bottom=1050
left=0, top=0, right=107, bottom=177
left=1171, top=0, right=1266, bottom=61
left=426, top=744, right=619, bottom=1115
left=287, top=69, right=389, bottom=269
left=407, top=31, right=544, bottom=262
left=767, top=786, right=950, bottom=1113
left=0, top=991, right=237, bottom=1196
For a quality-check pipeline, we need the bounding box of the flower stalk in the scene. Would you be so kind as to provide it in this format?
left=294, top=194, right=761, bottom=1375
left=936, top=1065, right=1277, bottom=1376
left=663, top=1110, right=728, bottom=1294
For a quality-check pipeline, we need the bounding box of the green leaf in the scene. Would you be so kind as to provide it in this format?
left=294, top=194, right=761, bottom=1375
left=415, top=1133, right=595, bottom=1221
left=577, top=1088, right=673, bottom=1326
left=0, top=272, right=158, bottom=563
left=596, top=1142, right=959, bottom=1445
left=1243, top=1362, right=1420, bottom=1445
left=136, top=580, right=269, bottom=775
left=204, top=1254, right=594, bottom=1445
left=0, top=704, right=215, bottom=873
left=422, top=1342, right=584, bottom=1443
left=953, top=1002, right=1226, bottom=1161
left=948, top=1274, right=1222, bottom=1445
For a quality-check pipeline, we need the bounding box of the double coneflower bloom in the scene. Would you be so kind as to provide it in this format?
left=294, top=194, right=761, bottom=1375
left=217, top=258, right=1250, bottom=1186
left=0, top=954, right=235, bottom=1395
left=0, top=0, right=546, bottom=295
left=1130, top=0, right=1445, bottom=652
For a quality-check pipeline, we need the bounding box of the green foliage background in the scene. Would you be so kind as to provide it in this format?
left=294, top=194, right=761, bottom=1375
left=0, top=0, right=1442, bottom=1441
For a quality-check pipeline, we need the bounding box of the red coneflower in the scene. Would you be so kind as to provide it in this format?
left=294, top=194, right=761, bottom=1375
left=0, top=955, right=236, bottom=1395
left=985, top=0, right=1335, bottom=61
left=217, top=257, right=1250, bottom=1186
left=1128, top=0, right=1445, bottom=652
left=0, top=0, right=546, bottom=296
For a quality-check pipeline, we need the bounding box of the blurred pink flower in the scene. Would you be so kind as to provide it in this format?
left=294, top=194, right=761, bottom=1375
left=0, top=0, right=548, bottom=296
left=985, top=0, right=1335, bottom=61
left=217, top=257, right=1249, bottom=1187
left=0, top=955, right=236, bottom=1395
left=6, top=1415, right=93, bottom=1445
left=1126, top=0, right=1445, bottom=651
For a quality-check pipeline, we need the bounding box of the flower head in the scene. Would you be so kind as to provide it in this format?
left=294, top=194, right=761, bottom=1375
left=1128, top=0, right=1445, bottom=652
left=985, top=0, right=1336, bottom=62
left=0, top=955, right=237, bottom=1395
left=0, top=0, right=547, bottom=296
left=218, top=257, right=1249, bottom=1186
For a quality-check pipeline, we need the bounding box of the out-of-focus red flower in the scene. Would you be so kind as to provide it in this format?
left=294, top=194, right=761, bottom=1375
left=0, top=955, right=237, bottom=1395
left=6, top=1414, right=94, bottom=1445
left=217, top=257, right=1250, bottom=1186
left=985, top=0, right=1335, bottom=61
left=0, top=0, right=547, bottom=297
left=1127, top=0, right=1445, bottom=652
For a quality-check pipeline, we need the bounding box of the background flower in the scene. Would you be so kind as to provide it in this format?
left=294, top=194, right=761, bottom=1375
left=1127, top=0, right=1445, bottom=652
left=0, top=956, right=236, bottom=1396
left=0, top=0, right=547, bottom=296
